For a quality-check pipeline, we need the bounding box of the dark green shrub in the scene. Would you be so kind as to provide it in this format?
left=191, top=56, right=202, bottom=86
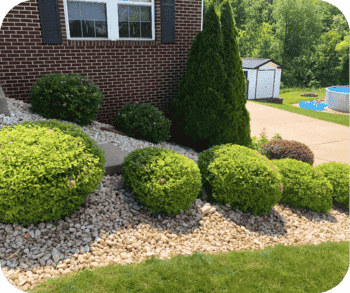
left=170, top=0, right=251, bottom=154
left=113, top=103, right=172, bottom=144
left=121, top=146, right=202, bottom=216
left=217, top=0, right=252, bottom=148
left=29, top=72, right=103, bottom=127
left=260, top=139, right=315, bottom=166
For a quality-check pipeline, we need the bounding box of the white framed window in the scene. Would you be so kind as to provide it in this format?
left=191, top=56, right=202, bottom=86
left=63, top=0, right=155, bottom=41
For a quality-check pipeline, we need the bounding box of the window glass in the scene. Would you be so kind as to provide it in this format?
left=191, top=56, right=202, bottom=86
left=68, top=1, right=108, bottom=38
left=67, top=0, right=153, bottom=39
left=118, top=5, right=152, bottom=38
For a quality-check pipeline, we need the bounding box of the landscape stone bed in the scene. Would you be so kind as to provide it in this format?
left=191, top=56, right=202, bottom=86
left=0, top=96, right=349, bottom=292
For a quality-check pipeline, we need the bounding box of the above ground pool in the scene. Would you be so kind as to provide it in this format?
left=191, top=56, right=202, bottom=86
left=325, top=85, right=349, bottom=113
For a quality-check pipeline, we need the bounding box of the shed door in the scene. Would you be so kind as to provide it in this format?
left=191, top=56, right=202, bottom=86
left=256, top=70, right=274, bottom=99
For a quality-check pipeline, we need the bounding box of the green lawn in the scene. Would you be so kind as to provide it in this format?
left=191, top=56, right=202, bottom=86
left=5, top=86, right=350, bottom=293
left=249, top=86, right=349, bottom=127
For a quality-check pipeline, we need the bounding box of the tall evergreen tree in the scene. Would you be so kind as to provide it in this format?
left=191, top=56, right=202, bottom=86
left=170, top=1, right=228, bottom=153
left=169, top=30, right=204, bottom=145
left=170, top=0, right=251, bottom=153
left=216, top=0, right=251, bottom=148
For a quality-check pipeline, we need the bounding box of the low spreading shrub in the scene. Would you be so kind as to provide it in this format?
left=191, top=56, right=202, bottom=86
left=260, top=139, right=315, bottom=166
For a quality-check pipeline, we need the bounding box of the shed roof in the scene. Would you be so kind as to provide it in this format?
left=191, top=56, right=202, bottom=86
left=242, top=58, right=286, bottom=70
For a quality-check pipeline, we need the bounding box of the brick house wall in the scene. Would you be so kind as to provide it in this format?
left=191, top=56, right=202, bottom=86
left=0, top=0, right=203, bottom=127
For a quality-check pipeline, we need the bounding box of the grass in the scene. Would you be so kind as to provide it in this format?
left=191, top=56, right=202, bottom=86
left=25, top=241, right=349, bottom=293
left=4, top=86, right=350, bottom=293
left=249, top=85, right=349, bottom=127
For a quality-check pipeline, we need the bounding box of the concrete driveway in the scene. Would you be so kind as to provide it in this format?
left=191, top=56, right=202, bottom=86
left=245, top=101, right=349, bottom=167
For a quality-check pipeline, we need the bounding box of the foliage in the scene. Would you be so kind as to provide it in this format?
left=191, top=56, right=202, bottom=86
left=320, top=11, right=349, bottom=39
left=203, top=0, right=348, bottom=90
left=260, top=139, right=314, bottom=167
left=270, top=0, right=324, bottom=64
left=171, top=1, right=230, bottom=154
left=250, top=22, right=276, bottom=59
left=217, top=0, right=252, bottom=148
left=121, top=146, right=202, bottom=216
left=168, top=27, right=204, bottom=147
left=197, top=144, right=284, bottom=217
left=334, top=35, right=349, bottom=85
left=313, top=162, right=349, bottom=209
left=271, top=158, right=334, bottom=214
left=307, top=31, right=345, bottom=87
left=0, top=123, right=104, bottom=226
left=113, top=102, right=172, bottom=145
left=18, top=119, right=107, bottom=190
left=235, top=0, right=277, bottom=59
left=29, top=72, right=103, bottom=127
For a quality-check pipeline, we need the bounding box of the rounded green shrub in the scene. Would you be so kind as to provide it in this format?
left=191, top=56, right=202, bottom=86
left=260, top=139, right=314, bottom=166
left=113, top=103, right=172, bottom=145
left=197, top=144, right=284, bottom=217
left=313, top=162, right=349, bottom=209
left=18, top=119, right=106, bottom=189
left=29, top=72, right=103, bottom=126
left=122, top=146, right=202, bottom=216
left=271, top=158, right=334, bottom=214
left=0, top=123, right=105, bottom=226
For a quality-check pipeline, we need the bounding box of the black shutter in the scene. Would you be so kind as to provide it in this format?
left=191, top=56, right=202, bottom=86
left=37, top=0, right=63, bottom=45
left=161, top=0, right=175, bottom=44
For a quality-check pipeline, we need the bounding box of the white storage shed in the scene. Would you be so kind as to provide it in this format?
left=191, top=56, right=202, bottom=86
left=242, top=58, right=285, bottom=101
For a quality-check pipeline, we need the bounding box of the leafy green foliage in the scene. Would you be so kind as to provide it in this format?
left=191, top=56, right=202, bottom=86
left=209, top=0, right=348, bottom=90
left=0, top=124, right=105, bottom=226
left=260, top=139, right=314, bottom=167
left=308, top=31, right=345, bottom=87
left=121, top=146, right=202, bottom=216
left=29, top=72, right=103, bottom=127
left=18, top=119, right=107, bottom=188
left=197, top=144, right=284, bottom=217
left=334, top=35, right=349, bottom=85
left=271, top=159, right=334, bottom=214
left=313, top=162, right=349, bottom=209
left=113, top=103, right=172, bottom=144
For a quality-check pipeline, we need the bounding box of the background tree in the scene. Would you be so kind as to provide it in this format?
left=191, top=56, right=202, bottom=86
left=236, top=0, right=277, bottom=58
left=270, top=0, right=325, bottom=88
left=334, top=35, right=349, bottom=85
left=200, top=0, right=348, bottom=90
left=308, top=31, right=345, bottom=87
